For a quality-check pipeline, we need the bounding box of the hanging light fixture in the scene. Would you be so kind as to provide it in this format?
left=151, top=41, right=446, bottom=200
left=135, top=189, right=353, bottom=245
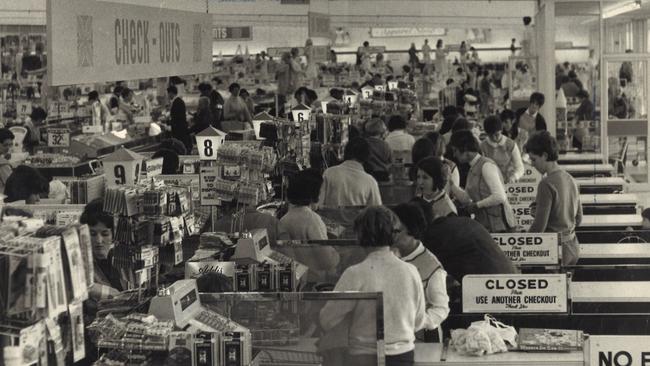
left=602, top=0, right=642, bottom=19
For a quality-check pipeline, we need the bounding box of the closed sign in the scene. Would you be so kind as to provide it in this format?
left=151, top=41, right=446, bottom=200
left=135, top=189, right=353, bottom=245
left=519, top=163, right=542, bottom=184
left=589, top=336, right=650, bottom=366
left=512, top=204, right=534, bottom=230
left=492, top=233, right=559, bottom=265
left=506, top=183, right=537, bottom=205
left=462, top=274, right=568, bottom=313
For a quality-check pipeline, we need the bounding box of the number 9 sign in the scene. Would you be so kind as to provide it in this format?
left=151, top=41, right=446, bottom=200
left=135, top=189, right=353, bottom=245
left=101, top=147, right=145, bottom=187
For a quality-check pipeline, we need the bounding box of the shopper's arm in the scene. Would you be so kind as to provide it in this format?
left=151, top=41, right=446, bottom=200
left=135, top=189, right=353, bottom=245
left=529, top=181, right=552, bottom=232
left=476, top=162, right=508, bottom=208
left=422, top=269, right=450, bottom=330
left=509, top=143, right=525, bottom=183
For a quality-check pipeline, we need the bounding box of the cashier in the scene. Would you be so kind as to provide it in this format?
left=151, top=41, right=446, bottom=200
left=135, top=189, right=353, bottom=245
left=80, top=199, right=121, bottom=302
left=416, top=157, right=457, bottom=219
left=391, top=202, right=450, bottom=331
left=0, top=128, right=14, bottom=193
left=512, top=92, right=547, bottom=151
left=480, top=115, right=524, bottom=184
left=525, top=131, right=582, bottom=265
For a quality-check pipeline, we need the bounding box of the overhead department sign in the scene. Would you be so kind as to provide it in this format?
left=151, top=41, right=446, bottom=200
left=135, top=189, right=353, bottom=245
left=47, top=0, right=212, bottom=85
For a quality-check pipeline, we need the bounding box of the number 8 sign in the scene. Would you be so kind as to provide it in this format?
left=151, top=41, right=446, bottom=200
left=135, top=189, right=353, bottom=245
left=195, top=126, right=226, bottom=161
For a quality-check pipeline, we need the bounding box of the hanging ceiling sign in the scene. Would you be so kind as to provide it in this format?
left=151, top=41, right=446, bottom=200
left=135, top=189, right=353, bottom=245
left=213, top=26, right=252, bottom=41
left=47, top=0, right=212, bottom=86
left=370, top=27, right=447, bottom=38
left=281, top=0, right=310, bottom=4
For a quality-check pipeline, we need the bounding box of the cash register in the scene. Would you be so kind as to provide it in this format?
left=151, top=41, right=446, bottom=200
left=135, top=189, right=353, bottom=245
left=149, top=279, right=252, bottom=366
left=230, top=228, right=308, bottom=291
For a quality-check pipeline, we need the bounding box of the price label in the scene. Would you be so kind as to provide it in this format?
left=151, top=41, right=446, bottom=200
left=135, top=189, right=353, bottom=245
left=462, top=274, right=568, bottom=313
left=48, top=128, right=70, bottom=148
left=492, top=233, right=559, bottom=265
left=589, top=335, right=650, bottom=366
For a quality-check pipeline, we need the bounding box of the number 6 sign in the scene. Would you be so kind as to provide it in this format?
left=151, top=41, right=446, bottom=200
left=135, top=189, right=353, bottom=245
left=101, top=147, right=145, bottom=187
left=195, top=126, right=227, bottom=161
left=291, top=103, right=311, bottom=126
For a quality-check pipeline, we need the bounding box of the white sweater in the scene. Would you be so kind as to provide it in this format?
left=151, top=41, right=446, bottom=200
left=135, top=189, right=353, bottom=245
left=320, top=248, right=426, bottom=355
left=318, top=160, right=382, bottom=208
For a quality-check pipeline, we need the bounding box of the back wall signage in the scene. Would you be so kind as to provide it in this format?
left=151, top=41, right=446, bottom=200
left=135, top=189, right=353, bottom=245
left=47, top=0, right=212, bottom=86
left=213, top=26, right=252, bottom=41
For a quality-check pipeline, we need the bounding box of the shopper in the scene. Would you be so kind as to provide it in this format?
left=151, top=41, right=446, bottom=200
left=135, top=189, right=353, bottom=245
left=223, top=83, right=253, bottom=128
left=412, top=162, right=517, bottom=281
left=525, top=131, right=582, bottom=265
left=190, top=96, right=213, bottom=134
left=435, top=39, right=448, bottom=77
left=409, top=137, right=435, bottom=182
left=239, top=88, right=256, bottom=116
left=0, top=128, right=14, bottom=193
left=449, top=130, right=516, bottom=233
left=415, top=157, right=457, bottom=219
left=107, top=85, right=123, bottom=115
left=209, top=78, right=226, bottom=129
left=364, top=118, right=393, bottom=182
left=279, top=171, right=328, bottom=240
left=425, top=131, right=460, bottom=188
left=480, top=115, right=524, bottom=184
left=512, top=92, right=547, bottom=151
left=3, top=165, right=48, bottom=204
left=88, top=90, right=109, bottom=131
left=641, top=208, right=650, bottom=229
left=166, top=85, right=192, bottom=152
left=385, top=114, right=416, bottom=152
left=318, top=137, right=382, bottom=208
left=151, top=148, right=180, bottom=175
left=80, top=199, right=121, bottom=302
left=391, top=202, right=450, bottom=331
left=320, top=206, right=426, bottom=366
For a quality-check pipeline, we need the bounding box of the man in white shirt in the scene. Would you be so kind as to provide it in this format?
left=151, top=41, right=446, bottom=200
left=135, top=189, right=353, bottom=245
left=318, top=137, right=382, bottom=208
left=384, top=115, right=416, bottom=152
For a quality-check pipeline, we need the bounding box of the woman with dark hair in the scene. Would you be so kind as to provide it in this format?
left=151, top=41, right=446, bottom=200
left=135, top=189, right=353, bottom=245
left=80, top=199, right=122, bottom=302
left=480, top=115, right=524, bottom=184
left=223, top=82, right=253, bottom=127
left=415, top=157, right=457, bottom=218
left=409, top=137, right=435, bottom=182
left=279, top=171, right=328, bottom=240
left=525, top=131, right=582, bottom=265
left=151, top=148, right=180, bottom=175
left=190, top=96, right=214, bottom=134
left=4, top=165, right=48, bottom=204
left=385, top=114, right=415, bottom=152
left=320, top=206, right=426, bottom=366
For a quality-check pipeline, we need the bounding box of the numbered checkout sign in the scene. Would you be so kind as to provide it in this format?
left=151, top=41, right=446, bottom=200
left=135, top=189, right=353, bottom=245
left=344, top=92, right=358, bottom=107
left=48, top=128, right=71, bottom=148
left=101, top=147, right=145, bottom=187
left=291, top=103, right=312, bottom=126
left=361, top=86, right=374, bottom=99
left=195, top=126, right=227, bottom=161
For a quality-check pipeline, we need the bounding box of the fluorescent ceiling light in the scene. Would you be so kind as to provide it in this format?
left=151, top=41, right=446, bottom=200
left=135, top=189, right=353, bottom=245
left=602, top=1, right=641, bottom=19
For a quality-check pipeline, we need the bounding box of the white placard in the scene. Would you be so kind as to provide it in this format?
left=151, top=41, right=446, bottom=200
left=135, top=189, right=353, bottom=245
left=589, top=335, right=650, bottom=366
left=462, top=274, right=568, bottom=313
left=512, top=204, right=535, bottom=230
left=104, top=160, right=142, bottom=187
left=144, top=157, right=164, bottom=178
left=519, top=163, right=542, bottom=184
left=506, top=182, right=537, bottom=206
left=16, top=101, right=32, bottom=118
left=361, top=87, right=374, bottom=99
left=374, top=85, right=385, bottom=92
left=47, top=128, right=71, bottom=148
left=492, top=233, right=559, bottom=265
left=200, top=166, right=220, bottom=205
left=195, top=134, right=225, bottom=161
left=291, top=109, right=311, bottom=125
left=185, top=261, right=235, bottom=279
left=47, top=0, right=212, bottom=85
left=370, top=27, right=446, bottom=38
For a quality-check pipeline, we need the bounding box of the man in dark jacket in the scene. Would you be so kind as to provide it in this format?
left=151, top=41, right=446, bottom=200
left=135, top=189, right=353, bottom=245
left=167, top=85, right=192, bottom=151
left=512, top=92, right=547, bottom=141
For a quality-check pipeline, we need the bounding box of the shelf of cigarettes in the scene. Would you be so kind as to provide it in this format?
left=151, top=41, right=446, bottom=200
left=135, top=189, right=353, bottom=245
left=88, top=313, right=173, bottom=352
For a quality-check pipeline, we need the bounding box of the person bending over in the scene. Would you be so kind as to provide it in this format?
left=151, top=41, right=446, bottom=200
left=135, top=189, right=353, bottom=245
left=3, top=165, right=48, bottom=204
